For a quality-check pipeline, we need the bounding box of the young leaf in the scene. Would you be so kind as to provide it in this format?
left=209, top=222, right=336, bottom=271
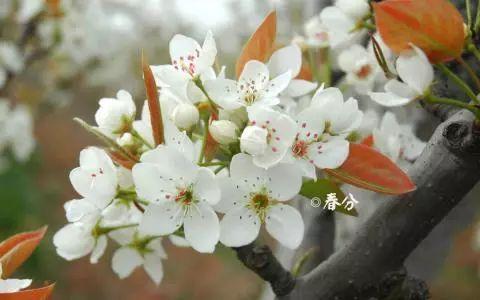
left=299, top=179, right=358, bottom=216
left=235, top=11, right=277, bottom=78
left=373, top=0, right=465, bottom=63
left=142, top=53, right=164, bottom=146
left=361, top=134, right=374, bottom=147
left=0, top=283, right=55, bottom=300
left=325, top=143, right=416, bottom=195
left=0, top=227, right=47, bottom=278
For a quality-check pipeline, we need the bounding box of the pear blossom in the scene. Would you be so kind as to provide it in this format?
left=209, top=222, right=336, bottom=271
left=69, top=147, right=118, bottom=208
left=95, top=90, right=136, bottom=137
left=338, top=44, right=383, bottom=94
left=369, top=46, right=434, bottom=107
left=209, top=120, right=239, bottom=145
left=216, top=154, right=304, bottom=249
left=110, top=228, right=167, bottom=284
left=53, top=198, right=106, bottom=263
left=310, top=87, right=363, bottom=136
left=372, top=112, right=426, bottom=163
left=134, top=145, right=220, bottom=253
left=240, top=106, right=297, bottom=169
left=204, top=60, right=291, bottom=109
left=302, top=16, right=330, bottom=48
left=0, top=42, right=24, bottom=88
left=320, top=0, right=370, bottom=48
left=4, top=104, right=35, bottom=162
left=151, top=31, right=217, bottom=101
left=283, top=106, right=350, bottom=180
left=0, top=264, right=31, bottom=293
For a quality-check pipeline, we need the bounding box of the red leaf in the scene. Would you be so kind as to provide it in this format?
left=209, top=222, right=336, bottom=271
left=108, top=150, right=136, bottom=170
left=296, top=60, right=313, bottom=81
left=325, top=144, right=416, bottom=195
left=235, top=11, right=277, bottom=78
left=373, top=0, right=465, bottom=63
left=361, top=135, right=374, bottom=147
left=0, top=283, right=55, bottom=300
left=0, top=227, right=47, bottom=278
left=142, top=53, right=164, bottom=146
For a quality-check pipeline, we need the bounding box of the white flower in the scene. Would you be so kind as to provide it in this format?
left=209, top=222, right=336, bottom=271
left=338, top=44, right=382, bottom=94
left=69, top=147, right=118, bottom=208
left=267, top=44, right=317, bottom=98
left=204, top=60, right=291, bottom=109
left=284, top=106, right=350, bottom=180
left=209, top=120, right=238, bottom=145
left=369, top=46, right=434, bottom=107
left=320, top=0, right=369, bottom=48
left=53, top=200, right=106, bottom=263
left=110, top=229, right=167, bottom=285
left=373, top=112, right=426, bottom=162
left=240, top=106, right=297, bottom=169
left=216, top=154, right=304, bottom=249
left=310, top=87, right=363, bottom=136
left=0, top=264, right=31, bottom=293
left=95, top=90, right=136, bottom=136
left=151, top=31, right=217, bottom=100
left=171, top=103, right=199, bottom=130
left=0, top=42, right=24, bottom=75
left=303, top=16, right=330, bottom=48
left=5, top=104, right=35, bottom=162
left=134, top=145, right=220, bottom=253
left=17, top=0, right=44, bottom=23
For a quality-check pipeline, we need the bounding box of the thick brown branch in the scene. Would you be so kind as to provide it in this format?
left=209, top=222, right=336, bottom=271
left=233, top=243, right=296, bottom=296
left=282, top=110, right=480, bottom=299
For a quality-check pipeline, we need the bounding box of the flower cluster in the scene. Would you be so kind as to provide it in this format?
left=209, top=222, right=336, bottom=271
left=54, top=30, right=365, bottom=284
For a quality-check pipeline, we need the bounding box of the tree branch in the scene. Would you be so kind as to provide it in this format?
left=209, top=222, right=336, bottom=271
left=282, top=109, right=480, bottom=299
left=233, top=244, right=296, bottom=296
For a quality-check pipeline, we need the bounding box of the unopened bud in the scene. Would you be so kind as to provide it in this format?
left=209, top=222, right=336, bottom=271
left=172, top=103, right=199, bottom=129
left=209, top=120, right=238, bottom=144
left=240, top=126, right=268, bottom=155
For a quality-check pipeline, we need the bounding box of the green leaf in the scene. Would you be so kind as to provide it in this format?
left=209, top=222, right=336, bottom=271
left=299, top=179, right=358, bottom=217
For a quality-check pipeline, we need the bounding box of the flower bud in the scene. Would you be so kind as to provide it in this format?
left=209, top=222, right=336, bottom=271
left=172, top=103, right=199, bottom=129
left=95, top=90, right=135, bottom=135
left=117, top=133, right=135, bottom=147
left=209, top=120, right=238, bottom=145
left=240, top=126, right=268, bottom=155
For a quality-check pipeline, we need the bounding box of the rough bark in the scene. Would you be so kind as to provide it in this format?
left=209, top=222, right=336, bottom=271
left=281, top=110, right=480, bottom=299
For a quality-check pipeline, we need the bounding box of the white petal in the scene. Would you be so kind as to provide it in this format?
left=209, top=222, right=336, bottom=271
left=138, top=202, right=184, bottom=236
left=265, top=204, right=304, bottom=249
left=400, top=125, right=426, bottom=161
left=385, top=79, right=418, bottom=99
left=264, top=71, right=292, bottom=98
left=64, top=199, right=98, bottom=222
left=286, top=79, right=317, bottom=97
left=213, top=177, right=249, bottom=214
left=168, top=235, right=190, bottom=247
left=164, top=122, right=196, bottom=162
left=90, top=235, right=107, bottom=264
left=369, top=91, right=412, bottom=107
left=150, top=64, right=189, bottom=89
left=53, top=223, right=95, bottom=261
left=0, top=279, right=32, bottom=293
left=169, top=34, right=201, bottom=63
left=132, top=163, right=175, bottom=203
left=196, top=30, right=217, bottom=74
left=311, top=86, right=343, bottom=108
left=296, top=159, right=317, bottom=180
left=143, top=253, right=164, bottom=285
left=296, top=107, right=326, bottom=142
left=267, top=45, right=302, bottom=77
left=183, top=202, right=220, bottom=253
left=193, top=167, right=220, bottom=205
left=230, top=153, right=267, bottom=183
left=266, top=163, right=302, bottom=201
left=204, top=78, right=242, bottom=110
left=309, top=139, right=349, bottom=169
left=220, top=207, right=261, bottom=247
left=396, top=46, right=433, bottom=94
left=239, top=60, right=269, bottom=91
left=111, top=247, right=143, bottom=279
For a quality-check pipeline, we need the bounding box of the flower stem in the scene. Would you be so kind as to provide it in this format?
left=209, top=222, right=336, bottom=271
left=131, top=129, right=154, bottom=149
left=193, top=77, right=218, bottom=113
left=456, top=56, right=480, bottom=92
left=197, top=118, right=209, bottom=164
left=467, top=0, right=473, bottom=31
left=467, top=42, right=480, bottom=62
left=436, top=63, right=479, bottom=104
left=424, top=93, right=480, bottom=119
left=199, top=161, right=227, bottom=167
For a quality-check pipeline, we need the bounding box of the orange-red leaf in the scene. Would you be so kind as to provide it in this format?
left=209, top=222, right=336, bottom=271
left=108, top=150, right=136, bottom=170
left=373, top=0, right=465, bottom=63
left=142, top=53, right=164, bottom=146
left=0, top=227, right=47, bottom=278
left=235, top=11, right=277, bottom=78
left=361, top=135, right=374, bottom=147
left=296, top=60, right=313, bottom=81
left=325, top=143, right=416, bottom=195
left=0, top=283, right=55, bottom=300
